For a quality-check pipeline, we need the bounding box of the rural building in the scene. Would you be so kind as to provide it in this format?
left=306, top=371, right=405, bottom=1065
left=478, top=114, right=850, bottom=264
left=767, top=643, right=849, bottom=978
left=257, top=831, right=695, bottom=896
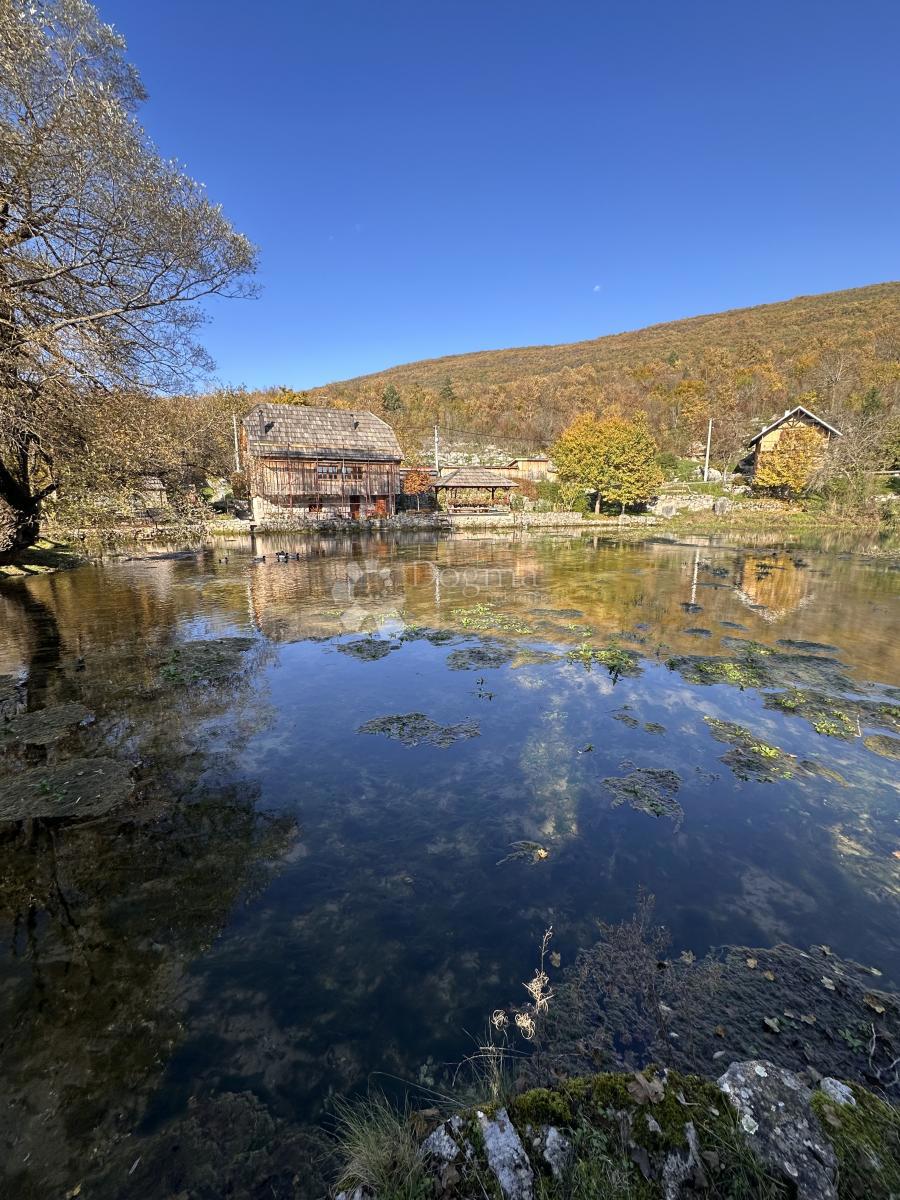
left=241, top=404, right=402, bottom=520
left=744, top=405, right=841, bottom=477
left=505, top=456, right=557, bottom=483
left=432, top=466, right=518, bottom=512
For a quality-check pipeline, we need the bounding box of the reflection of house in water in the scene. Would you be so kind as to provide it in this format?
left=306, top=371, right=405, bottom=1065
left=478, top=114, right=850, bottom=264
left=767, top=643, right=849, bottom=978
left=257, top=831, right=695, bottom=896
left=733, top=554, right=815, bottom=620
left=246, top=538, right=407, bottom=641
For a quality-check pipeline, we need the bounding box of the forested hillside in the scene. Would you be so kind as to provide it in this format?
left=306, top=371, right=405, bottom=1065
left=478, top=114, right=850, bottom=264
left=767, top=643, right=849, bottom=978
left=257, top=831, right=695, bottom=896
left=305, top=282, right=900, bottom=469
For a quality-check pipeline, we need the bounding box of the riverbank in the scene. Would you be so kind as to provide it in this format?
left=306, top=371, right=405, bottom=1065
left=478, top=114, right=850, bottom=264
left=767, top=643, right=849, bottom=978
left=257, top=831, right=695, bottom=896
left=333, top=1064, right=899, bottom=1199
left=13, top=499, right=898, bottom=578
left=0, top=538, right=85, bottom=579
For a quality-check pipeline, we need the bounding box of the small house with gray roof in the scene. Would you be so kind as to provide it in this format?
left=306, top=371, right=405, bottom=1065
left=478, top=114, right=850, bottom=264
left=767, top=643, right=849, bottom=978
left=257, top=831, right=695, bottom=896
left=240, top=403, right=402, bottom=520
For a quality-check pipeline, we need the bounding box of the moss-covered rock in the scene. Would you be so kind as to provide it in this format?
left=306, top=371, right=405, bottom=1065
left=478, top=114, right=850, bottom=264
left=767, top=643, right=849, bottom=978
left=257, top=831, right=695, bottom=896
left=0, top=756, right=134, bottom=822
left=812, top=1082, right=900, bottom=1199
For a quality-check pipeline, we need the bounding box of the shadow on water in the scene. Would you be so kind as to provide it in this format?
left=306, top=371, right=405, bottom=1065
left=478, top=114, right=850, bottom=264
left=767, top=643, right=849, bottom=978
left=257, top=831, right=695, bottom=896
left=0, top=530, right=898, bottom=1196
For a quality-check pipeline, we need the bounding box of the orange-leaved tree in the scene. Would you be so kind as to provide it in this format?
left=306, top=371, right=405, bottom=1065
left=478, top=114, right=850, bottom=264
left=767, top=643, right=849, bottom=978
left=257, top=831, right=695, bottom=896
left=402, top=467, right=433, bottom=510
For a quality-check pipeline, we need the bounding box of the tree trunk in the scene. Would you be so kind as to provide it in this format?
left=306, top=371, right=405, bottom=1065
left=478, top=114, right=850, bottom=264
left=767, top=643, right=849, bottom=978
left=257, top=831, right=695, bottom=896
left=0, top=493, right=42, bottom=564
left=594, top=493, right=601, bottom=514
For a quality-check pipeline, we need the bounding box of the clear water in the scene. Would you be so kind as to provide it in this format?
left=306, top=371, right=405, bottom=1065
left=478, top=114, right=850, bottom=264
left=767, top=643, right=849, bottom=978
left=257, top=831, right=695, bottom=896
left=1, top=531, right=898, bottom=1196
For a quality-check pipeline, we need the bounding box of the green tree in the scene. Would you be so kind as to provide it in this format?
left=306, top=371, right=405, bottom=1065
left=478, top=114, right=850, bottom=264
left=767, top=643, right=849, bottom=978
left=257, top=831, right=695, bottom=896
left=439, top=375, right=455, bottom=406
left=382, top=384, right=402, bottom=413
left=0, top=0, right=256, bottom=558
left=593, top=414, right=664, bottom=513
left=552, top=412, right=662, bottom=513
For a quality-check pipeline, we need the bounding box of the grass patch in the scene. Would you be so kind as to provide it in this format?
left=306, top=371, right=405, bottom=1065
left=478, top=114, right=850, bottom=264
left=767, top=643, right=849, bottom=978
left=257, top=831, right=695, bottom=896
left=0, top=539, right=83, bottom=577
left=332, top=1092, right=429, bottom=1200
left=811, top=1083, right=900, bottom=1199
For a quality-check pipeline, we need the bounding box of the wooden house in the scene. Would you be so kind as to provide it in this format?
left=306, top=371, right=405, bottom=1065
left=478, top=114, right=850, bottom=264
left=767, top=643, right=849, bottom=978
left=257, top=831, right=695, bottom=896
left=505, top=456, right=558, bottom=483
left=241, top=404, right=402, bottom=520
left=744, top=405, right=841, bottom=477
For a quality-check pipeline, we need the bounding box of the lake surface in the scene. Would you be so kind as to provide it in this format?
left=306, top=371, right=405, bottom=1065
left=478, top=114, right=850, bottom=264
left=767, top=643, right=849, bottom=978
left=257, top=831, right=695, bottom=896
left=1, top=530, right=898, bottom=1197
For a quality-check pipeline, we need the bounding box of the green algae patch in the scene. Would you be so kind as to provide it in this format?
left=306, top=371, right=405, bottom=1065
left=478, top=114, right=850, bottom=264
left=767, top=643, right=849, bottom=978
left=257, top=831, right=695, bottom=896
left=357, top=712, right=480, bottom=749
left=811, top=1083, right=900, bottom=1199
left=704, top=718, right=795, bottom=782
left=703, top=717, right=846, bottom=785
left=669, top=648, right=855, bottom=694
left=863, top=734, right=900, bottom=760
left=567, top=643, right=642, bottom=679
left=765, top=689, right=900, bottom=741
left=158, top=637, right=256, bottom=686
left=602, top=766, right=683, bottom=826
left=0, top=756, right=134, bottom=822
left=668, top=655, right=767, bottom=689
left=449, top=603, right=535, bottom=635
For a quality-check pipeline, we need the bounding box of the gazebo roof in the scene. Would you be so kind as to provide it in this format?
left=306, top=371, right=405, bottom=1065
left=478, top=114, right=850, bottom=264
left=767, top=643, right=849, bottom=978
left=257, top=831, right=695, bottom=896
left=434, top=467, right=517, bottom=489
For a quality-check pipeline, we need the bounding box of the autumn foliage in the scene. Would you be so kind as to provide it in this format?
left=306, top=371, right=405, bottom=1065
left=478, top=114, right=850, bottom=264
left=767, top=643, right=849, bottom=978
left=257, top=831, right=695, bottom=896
left=552, top=413, right=663, bottom=513
left=753, top=424, right=825, bottom=496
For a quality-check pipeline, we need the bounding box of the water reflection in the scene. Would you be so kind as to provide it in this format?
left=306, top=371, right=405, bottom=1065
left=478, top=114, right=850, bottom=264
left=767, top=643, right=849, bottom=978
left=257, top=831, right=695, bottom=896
left=0, top=530, right=898, bottom=1197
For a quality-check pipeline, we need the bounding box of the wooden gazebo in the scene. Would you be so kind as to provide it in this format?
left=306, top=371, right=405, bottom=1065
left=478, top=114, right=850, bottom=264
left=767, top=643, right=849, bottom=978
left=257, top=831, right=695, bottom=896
left=432, top=467, right=518, bottom=513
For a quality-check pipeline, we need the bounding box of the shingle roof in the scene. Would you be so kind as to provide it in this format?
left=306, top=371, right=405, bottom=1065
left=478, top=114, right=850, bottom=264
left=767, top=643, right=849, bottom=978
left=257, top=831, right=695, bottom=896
left=434, top=467, right=518, bottom=489
left=242, top=404, right=402, bottom=461
left=748, top=405, right=842, bottom=446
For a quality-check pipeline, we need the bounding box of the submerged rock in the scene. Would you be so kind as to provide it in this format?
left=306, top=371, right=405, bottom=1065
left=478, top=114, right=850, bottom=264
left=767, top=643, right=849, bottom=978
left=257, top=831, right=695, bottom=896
left=717, top=1060, right=837, bottom=1199
left=777, top=638, right=840, bottom=654
left=446, top=642, right=516, bottom=670
left=0, top=756, right=133, bottom=822
left=602, top=766, right=683, bottom=826
left=357, top=712, right=480, bottom=748
left=0, top=674, right=26, bottom=720
left=0, top=702, right=94, bottom=756
left=863, top=733, right=900, bottom=760
left=158, top=637, right=256, bottom=685
left=336, top=638, right=397, bottom=661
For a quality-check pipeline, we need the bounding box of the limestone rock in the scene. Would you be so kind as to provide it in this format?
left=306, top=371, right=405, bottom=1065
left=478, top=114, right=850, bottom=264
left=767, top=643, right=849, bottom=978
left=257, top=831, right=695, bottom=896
left=476, top=1107, right=534, bottom=1200
left=819, top=1077, right=856, bottom=1106
left=712, top=497, right=731, bottom=515
left=718, top=1059, right=837, bottom=1200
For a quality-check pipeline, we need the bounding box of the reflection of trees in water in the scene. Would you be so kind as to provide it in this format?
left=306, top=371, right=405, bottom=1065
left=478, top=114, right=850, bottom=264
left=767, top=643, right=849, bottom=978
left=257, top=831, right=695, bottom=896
left=0, top=583, right=296, bottom=1198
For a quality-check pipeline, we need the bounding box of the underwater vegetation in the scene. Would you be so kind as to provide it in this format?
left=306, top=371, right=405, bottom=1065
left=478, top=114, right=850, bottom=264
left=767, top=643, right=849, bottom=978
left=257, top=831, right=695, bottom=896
left=357, top=712, right=480, bottom=748
left=601, top=766, right=683, bottom=826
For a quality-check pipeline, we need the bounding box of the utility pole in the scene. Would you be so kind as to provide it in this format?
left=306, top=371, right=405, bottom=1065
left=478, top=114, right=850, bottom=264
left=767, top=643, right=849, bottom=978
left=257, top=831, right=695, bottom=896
left=232, top=413, right=241, bottom=473
left=433, top=424, right=440, bottom=475
left=703, top=418, right=712, bottom=482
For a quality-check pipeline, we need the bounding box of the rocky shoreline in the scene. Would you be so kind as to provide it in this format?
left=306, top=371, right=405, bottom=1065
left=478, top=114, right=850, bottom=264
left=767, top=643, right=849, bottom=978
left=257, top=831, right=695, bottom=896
left=337, top=1061, right=899, bottom=1200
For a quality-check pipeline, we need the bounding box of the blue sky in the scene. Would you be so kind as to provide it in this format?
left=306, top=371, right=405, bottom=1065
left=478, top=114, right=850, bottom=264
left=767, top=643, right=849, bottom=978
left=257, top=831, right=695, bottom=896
left=102, top=0, right=900, bottom=391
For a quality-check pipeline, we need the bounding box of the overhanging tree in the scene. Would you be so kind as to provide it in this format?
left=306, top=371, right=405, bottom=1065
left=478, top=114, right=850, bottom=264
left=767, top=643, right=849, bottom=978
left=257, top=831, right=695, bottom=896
left=0, top=0, right=257, bottom=557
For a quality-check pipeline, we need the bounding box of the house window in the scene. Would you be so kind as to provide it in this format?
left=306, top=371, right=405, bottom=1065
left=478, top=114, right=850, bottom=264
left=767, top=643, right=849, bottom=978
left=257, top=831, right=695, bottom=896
left=317, top=464, right=340, bottom=480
